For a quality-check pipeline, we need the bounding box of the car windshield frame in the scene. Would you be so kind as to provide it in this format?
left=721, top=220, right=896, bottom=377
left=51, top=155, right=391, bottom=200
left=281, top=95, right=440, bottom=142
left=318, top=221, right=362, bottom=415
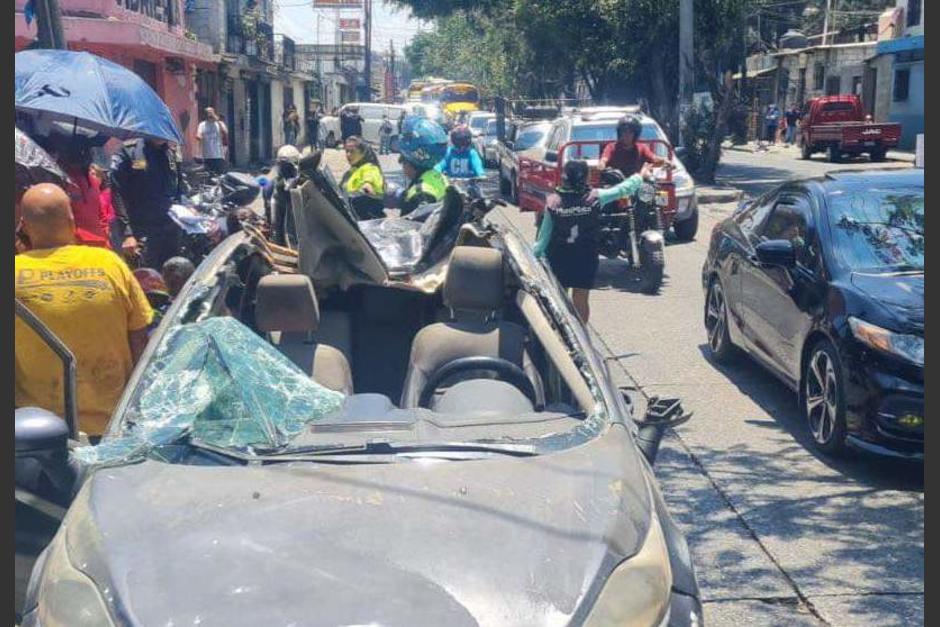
left=825, top=185, right=924, bottom=274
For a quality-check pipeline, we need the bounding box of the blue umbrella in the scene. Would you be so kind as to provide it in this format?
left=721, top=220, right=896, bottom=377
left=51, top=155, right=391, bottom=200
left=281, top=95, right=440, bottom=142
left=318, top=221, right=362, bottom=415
left=15, top=49, right=183, bottom=144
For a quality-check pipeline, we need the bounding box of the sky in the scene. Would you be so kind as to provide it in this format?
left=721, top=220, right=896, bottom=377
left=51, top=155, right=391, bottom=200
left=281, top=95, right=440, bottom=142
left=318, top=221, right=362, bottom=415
left=273, top=0, right=432, bottom=54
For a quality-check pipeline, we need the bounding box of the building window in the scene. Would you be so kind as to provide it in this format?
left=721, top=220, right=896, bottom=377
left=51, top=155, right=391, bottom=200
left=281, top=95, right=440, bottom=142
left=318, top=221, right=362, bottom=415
left=814, top=64, right=825, bottom=90
left=825, top=76, right=841, bottom=96
left=893, top=68, right=910, bottom=101
left=907, top=0, right=921, bottom=27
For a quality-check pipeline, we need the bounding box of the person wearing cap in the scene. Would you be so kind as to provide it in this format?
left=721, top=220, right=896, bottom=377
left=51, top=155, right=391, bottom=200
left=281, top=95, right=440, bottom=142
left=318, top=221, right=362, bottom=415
left=196, top=107, right=229, bottom=175
left=15, top=184, right=152, bottom=437
left=109, top=137, right=185, bottom=268
left=535, top=160, right=656, bottom=323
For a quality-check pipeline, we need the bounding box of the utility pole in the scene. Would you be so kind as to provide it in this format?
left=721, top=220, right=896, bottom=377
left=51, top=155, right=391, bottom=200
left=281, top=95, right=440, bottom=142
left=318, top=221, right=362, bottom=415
left=678, top=0, right=693, bottom=146
left=389, top=39, right=396, bottom=103
left=363, top=0, right=373, bottom=102
left=34, top=0, right=67, bottom=50
left=822, top=0, right=832, bottom=45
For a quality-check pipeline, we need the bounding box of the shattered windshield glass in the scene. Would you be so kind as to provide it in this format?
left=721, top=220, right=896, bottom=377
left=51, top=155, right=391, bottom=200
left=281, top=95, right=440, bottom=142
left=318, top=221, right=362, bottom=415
left=829, top=188, right=924, bottom=273
left=75, top=317, right=344, bottom=465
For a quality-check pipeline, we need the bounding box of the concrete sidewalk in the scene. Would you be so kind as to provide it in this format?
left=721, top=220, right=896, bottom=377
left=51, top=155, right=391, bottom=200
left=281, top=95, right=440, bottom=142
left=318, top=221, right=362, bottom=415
left=722, top=140, right=915, bottom=163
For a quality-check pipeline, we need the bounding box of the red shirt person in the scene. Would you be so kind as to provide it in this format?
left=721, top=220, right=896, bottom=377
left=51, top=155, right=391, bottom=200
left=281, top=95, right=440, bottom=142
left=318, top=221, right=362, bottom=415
left=55, top=139, right=111, bottom=248
left=598, top=116, right=669, bottom=178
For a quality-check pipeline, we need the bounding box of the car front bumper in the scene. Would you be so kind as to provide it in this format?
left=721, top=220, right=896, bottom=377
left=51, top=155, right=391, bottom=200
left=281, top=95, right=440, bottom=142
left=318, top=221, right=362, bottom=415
left=841, top=340, right=924, bottom=459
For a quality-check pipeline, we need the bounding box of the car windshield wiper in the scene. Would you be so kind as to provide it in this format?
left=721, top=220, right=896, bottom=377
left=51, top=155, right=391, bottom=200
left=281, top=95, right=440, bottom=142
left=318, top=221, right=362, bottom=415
left=265, top=440, right=539, bottom=458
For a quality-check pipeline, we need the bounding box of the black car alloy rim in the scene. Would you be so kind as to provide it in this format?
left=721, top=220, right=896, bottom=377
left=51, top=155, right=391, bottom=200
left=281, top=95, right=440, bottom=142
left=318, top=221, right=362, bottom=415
left=705, top=281, right=726, bottom=353
left=806, top=350, right=838, bottom=444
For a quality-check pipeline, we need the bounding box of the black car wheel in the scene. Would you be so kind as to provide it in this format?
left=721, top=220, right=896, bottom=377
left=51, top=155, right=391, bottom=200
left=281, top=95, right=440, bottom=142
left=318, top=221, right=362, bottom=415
left=801, top=142, right=813, bottom=160
left=827, top=145, right=842, bottom=163
left=870, top=147, right=887, bottom=162
left=704, top=278, right=735, bottom=362
left=326, top=131, right=336, bottom=148
left=802, top=340, right=848, bottom=455
left=510, top=173, right=519, bottom=205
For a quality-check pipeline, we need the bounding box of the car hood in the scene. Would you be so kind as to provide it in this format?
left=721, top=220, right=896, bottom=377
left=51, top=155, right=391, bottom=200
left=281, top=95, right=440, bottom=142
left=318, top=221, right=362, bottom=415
left=850, top=271, right=924, bottom=332
left=64, top=426, right=653, bottom=626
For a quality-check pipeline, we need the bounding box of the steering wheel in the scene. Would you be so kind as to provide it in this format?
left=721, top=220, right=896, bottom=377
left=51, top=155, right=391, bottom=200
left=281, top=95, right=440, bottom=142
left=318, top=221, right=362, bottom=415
left=418, top=356, right=538, bottom=409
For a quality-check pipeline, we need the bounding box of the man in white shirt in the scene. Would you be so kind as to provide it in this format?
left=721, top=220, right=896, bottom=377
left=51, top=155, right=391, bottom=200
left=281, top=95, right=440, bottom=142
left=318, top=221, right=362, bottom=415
left=196, top=107, right=228, bottom=174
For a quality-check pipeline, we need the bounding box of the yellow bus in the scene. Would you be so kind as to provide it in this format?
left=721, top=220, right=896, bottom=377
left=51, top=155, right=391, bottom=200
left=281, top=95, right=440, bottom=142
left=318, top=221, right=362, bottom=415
left=440, top=82, right=480, bottom=120
left=406, top=80, right=427, bottom=102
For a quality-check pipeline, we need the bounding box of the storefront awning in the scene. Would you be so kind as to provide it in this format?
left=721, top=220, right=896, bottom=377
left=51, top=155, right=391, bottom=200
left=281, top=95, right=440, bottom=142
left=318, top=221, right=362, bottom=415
left=877, top=35, right=924, bottom=55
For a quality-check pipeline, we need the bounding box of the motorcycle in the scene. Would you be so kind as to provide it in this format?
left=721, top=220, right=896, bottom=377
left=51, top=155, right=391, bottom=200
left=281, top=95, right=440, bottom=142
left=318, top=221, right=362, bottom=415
left=597, top=167, right=666, bottom=294
left=171, top=171, right=263, bottom=263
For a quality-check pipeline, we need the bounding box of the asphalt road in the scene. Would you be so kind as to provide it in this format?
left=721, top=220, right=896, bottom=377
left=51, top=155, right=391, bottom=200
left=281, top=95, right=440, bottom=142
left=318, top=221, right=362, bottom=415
left=331, top=148, right=924, bottom=626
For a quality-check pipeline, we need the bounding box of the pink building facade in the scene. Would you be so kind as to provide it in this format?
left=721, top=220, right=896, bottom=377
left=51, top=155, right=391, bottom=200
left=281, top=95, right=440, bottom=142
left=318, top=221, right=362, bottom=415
left=15, top=0, right=218, bottom=160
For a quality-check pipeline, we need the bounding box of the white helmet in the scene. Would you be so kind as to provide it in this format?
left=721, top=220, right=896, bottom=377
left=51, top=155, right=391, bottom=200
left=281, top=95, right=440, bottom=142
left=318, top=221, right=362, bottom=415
left=276, top=145, right=301, bottom=164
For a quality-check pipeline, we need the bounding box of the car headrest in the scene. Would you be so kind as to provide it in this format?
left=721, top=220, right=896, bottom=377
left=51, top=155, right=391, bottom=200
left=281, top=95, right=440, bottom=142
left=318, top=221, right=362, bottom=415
left=443, top=246, right=504, bottom=313
left=255, top=274, right=320, bottom=333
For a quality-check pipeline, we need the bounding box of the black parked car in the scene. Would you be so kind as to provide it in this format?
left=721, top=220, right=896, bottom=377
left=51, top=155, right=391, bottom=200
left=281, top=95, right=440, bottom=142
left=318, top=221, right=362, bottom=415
left=702, top=169, right=923, bottom=459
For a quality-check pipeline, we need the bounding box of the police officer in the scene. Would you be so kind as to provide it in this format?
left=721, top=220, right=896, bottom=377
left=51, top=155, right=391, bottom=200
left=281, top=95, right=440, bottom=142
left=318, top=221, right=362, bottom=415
left=109, top=137, right=185, bottom=268
left=397, top=116, right=448, bottom=217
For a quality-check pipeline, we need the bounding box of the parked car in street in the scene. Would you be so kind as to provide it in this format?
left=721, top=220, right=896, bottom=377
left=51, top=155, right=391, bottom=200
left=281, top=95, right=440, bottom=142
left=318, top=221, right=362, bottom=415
left=15, top=160, right=703, bottom=626
left=799, top=95, right=901, bottom=163
left=702, top=169, right=923, bottom=459
left=319, top=102, right=408, bottom=149
left=497, top=120, right=553, bottom=203
left=472, top=117, right=500, bottom=168
left=516, top=111, right=699, bottom=240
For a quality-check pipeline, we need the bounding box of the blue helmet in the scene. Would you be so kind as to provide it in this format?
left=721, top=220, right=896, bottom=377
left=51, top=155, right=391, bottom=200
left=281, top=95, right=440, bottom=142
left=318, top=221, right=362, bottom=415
left=398, top=116, right=448, bottom=170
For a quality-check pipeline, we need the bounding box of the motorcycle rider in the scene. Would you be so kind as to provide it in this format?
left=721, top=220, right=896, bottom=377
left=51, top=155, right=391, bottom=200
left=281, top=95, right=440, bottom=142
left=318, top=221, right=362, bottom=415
left=535, top=159, right=655, bottom=323
left=598, top=115, right=670, bottom=178
left=397, top=116, right=448, bottom=217
left=435, top=125, right=485, bottom=179
left=265, top=145, right=301, bottom=245
left=341, top=136, right=386, bottom=219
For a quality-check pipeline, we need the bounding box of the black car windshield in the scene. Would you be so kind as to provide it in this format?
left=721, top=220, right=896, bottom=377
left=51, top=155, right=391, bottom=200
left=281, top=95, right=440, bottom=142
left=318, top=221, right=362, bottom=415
left=827, top=187, right=924, bottom=273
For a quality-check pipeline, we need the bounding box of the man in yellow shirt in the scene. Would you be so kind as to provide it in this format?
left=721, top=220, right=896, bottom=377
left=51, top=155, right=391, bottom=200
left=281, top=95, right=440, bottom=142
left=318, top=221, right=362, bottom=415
left=15, top=184, right=153, bottom=436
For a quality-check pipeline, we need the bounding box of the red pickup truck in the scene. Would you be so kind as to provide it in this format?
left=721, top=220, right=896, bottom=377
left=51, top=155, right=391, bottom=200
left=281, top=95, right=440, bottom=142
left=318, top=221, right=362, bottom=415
left=800, top=95, right=901, bottom=163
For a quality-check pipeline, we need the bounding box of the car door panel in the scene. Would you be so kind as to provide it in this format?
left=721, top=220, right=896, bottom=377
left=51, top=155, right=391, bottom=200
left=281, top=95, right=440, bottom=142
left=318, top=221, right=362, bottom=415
left=740, top=194, right=820, bottom=382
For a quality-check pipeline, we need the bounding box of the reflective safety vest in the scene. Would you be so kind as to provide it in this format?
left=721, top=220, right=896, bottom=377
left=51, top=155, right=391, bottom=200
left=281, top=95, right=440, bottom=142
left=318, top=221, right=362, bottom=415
left=343, top=162, right=385, bottom=197
left=402, top=168, right=447, bottom=214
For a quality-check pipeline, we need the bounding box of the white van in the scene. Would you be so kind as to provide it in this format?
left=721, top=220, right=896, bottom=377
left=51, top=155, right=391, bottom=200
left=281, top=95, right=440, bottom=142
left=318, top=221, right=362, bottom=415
left=319, top=103, right=410, bottom=149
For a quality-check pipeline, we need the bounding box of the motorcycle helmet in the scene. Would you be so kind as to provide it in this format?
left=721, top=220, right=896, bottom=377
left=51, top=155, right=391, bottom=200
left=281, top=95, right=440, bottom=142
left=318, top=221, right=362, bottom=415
left=276, top=144, right=301, bottom=179
left=398, top=116, right=448, bottom=170
left=616, top=115, right=643, bottom=141
left=450, top=125, right=472, bottom=149
left=562, top=159, right=590, bottom=189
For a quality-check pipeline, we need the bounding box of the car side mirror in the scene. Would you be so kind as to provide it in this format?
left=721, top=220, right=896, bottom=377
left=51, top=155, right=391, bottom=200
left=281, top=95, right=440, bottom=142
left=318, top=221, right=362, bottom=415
left=675, top=146, right=688, bottom=159
left=628, top=394, right=692, bottom=465
left=545, top=150, right=558, bottom=163
left=755, top=239, right=796, bottom=267
left=15, top=408, right=76, bottom=506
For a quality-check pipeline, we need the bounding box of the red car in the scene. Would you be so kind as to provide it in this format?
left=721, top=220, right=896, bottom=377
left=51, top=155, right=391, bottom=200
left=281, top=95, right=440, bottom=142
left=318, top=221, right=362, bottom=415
left=800, top=95, right=901, bottom=163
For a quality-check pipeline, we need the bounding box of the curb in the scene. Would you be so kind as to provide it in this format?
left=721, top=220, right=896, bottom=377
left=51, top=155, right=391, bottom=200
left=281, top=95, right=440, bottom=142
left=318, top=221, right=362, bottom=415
left=697, top=187, right=743, bottom=203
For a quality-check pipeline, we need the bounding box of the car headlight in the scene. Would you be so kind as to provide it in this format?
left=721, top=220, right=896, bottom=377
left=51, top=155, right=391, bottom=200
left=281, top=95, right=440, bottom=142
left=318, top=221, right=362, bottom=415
left=583, top=513, right=672, bottom=627
left=672, top=172, right=693, bottom=192
left=848, top=317, right=924, bottom=366
left=34, top=532, right=115, bottom=627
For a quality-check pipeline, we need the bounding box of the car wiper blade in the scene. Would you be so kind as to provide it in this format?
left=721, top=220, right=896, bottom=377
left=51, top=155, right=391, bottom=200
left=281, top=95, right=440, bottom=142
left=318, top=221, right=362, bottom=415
left=269, top=440, right=538, bottom=458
